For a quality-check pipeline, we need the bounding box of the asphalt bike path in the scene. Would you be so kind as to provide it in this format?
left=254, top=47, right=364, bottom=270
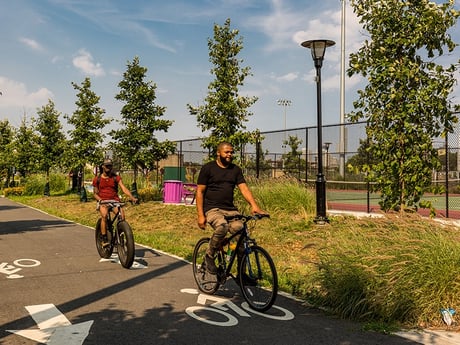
left=0, top=197, right=445, bottom=345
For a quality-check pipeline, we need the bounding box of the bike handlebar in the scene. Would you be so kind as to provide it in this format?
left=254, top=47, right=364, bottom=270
left=98, top=200, right=126, bottom=207
left=224, top=213, right=270, bottom=222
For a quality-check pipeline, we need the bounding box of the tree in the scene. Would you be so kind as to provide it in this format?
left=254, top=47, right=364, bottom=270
left=0, top=120, right=15, bottom=187
left=187, top=18, right=258, bottom=155
left=345, top=138, right=379, bottom=178
left=14, top=115, right=40, bottom=179
left=35, top=100, right=66, bottom=194
left=110, top=56, right=175, bottom=190
left=66, top=77, right=110, bottom=192
left=283, top=135, right=305, bottom=178
left=347, top=0, right=460, bottom=212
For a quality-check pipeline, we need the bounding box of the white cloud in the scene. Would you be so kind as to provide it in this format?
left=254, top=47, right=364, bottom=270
left=276, top=72, right=299, bottom=82
left=293, top=7, right=364, bottom=64
left=247, top=0, right=307, bottom=52
left=19, top=37, right=44, bottom=52
left=0, top=76, right=53, bottom=110
left=72, top=49, right=105, bottom=76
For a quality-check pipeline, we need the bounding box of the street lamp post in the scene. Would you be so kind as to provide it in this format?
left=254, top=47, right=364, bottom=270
left=277, top=99, right=291, bottom=152
left=301, top=39, right=335, bottom=224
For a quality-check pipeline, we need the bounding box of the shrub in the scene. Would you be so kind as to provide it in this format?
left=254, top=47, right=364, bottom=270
left=138, top=187, right=162, bottom=202
left=23, top=175, right=45, bottom=196
left=3, top=187, right=25, bottom=196
left=49, top=173, right=67, bottom=193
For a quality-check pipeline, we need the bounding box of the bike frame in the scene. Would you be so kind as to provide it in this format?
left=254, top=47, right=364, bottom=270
left=218, top=220, right=255, bottom=281
left=100, top=201, right=124, bottom=243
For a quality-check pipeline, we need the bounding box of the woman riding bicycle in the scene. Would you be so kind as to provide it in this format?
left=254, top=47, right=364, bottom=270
left=92, top=158, right=137, bottom=247
left=196, top=141, right=267, bottom=275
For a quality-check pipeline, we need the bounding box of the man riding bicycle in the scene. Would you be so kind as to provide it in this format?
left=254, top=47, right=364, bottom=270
left=92, top=158, right=137, bottom=247
left=195, top=141, right=267, bottom=275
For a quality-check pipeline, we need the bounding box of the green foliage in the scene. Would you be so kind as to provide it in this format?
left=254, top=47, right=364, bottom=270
left=235, top=177, right=315, bottom=217
left=0, top=120, right=15, bottom=187
left=48, top=173, right=67, bottom=193
left=347, top=0, right=460, bottom=212
left=312, top=215, right=460, bottom=327
left=137, top=186, right=162, bottom=202
left=187, top=18, right=258, bottom=155
left=3, top=187, right=24, bottom=196
left=35, top=100, right=66, bottom=176
left=282, top=136, right=306, bottom=176
left=65, top=77, right=110, bottom=172
left=110, top=56, right=176, bottom=180
left=23, top=175, right=45, bottom=196
left=14, top=116, right=40, bottom=178
left=346, top=138, right=374, bottom=173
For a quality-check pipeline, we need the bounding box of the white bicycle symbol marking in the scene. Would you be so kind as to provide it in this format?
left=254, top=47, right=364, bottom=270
left=181, top=288, right=295, bottom=326
left=0, top=259, right=41, bottom=279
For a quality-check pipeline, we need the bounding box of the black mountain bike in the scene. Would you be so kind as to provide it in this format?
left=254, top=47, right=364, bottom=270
left=192, top=213, right=278, bottom=312
left=95, top=200, right=135, bottom=269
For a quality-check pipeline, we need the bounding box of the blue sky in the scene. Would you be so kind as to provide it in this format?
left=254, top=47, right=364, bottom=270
left=0, top=0, right=459, bottom=142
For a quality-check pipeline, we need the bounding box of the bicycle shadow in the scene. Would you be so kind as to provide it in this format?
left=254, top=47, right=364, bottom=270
left=134, top=247, right=161, bottom=266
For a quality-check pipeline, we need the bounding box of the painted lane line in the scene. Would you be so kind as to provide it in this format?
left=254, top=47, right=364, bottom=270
left=26, top=304, right=71, bottom=329
left=7, top=304, right=93, bottom=345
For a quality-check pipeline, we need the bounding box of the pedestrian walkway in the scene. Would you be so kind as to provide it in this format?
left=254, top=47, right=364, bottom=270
left=396, top=329, right=460, bottom=345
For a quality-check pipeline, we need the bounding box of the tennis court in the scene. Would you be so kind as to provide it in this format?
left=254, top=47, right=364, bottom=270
left=327, top=189, right=460, bottom=219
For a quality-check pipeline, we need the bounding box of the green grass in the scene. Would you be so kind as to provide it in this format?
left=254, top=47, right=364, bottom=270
left=8, top=178, right=460, bottom=331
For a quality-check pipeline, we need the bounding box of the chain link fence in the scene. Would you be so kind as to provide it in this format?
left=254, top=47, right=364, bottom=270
left=161, top=121, right=460, bottom=218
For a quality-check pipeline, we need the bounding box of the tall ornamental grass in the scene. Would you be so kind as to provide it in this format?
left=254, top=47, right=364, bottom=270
left=236, top=177, right=316, bottom=218
left=310, top=215, right=460, bottom=328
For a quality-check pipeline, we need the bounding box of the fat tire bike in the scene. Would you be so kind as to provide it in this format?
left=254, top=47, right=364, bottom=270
left=95, top=200, right=135, bottom=269
left=192, top=213, right=278, bottom=312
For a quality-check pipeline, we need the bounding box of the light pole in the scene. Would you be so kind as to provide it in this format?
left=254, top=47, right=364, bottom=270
left=277, top=99, right=291, bottom=152
left=340, top=0, right=346, bottom=178
left=301, top=39, right=335, bottom=224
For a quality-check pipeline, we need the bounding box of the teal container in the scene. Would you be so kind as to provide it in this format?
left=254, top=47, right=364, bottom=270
left=163, top=166, right=186, bottom=182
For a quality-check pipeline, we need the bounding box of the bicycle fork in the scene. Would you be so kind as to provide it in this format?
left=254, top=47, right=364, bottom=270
left=242, top=245, right=261, bottom=281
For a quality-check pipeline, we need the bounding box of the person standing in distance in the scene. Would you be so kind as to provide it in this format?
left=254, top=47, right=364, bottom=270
left=196, top=141, right=266, bottom=274
left=93, top=158, right=138, bottom=247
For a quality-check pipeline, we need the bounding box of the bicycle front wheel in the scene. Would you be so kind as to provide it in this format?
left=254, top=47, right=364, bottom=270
left=192, top=237, right=220, bottom=294
left=239, top=245, right=278, bottom=312
left=116, top=221, right=135, bottom=269
left=95, top=218, right=113, bottom=259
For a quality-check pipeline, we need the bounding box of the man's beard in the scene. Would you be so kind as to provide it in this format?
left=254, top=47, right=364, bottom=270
left=218, top=155, right=232, bottom=167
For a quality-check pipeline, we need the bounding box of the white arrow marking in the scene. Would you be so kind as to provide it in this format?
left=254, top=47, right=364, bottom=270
left=7, top=304, right=93, bottom=345
left=99, top=254, right=147, bottom=269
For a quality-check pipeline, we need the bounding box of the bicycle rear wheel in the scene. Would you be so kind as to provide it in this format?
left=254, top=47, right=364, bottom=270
left=239, top=245, right=278, bottom=312
left=95, top=218, right=113, bottom=259
left=192, top=237, right=220, bottom=294
left=116, top=221, right=135, bottom=269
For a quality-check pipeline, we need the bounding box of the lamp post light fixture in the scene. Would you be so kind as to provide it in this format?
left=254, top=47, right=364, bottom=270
left=324, top=142, right=332, bottom=175
left=277, top=99, right=291, bottom=152
left=301, top=39, right=335, bottom=224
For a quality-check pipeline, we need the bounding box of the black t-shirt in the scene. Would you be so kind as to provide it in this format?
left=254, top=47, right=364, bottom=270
left=197, top=161, right=246, bottom=213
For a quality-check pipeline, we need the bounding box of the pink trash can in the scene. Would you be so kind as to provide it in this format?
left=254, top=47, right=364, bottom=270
left=163, top=180, right=183, bottom=203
